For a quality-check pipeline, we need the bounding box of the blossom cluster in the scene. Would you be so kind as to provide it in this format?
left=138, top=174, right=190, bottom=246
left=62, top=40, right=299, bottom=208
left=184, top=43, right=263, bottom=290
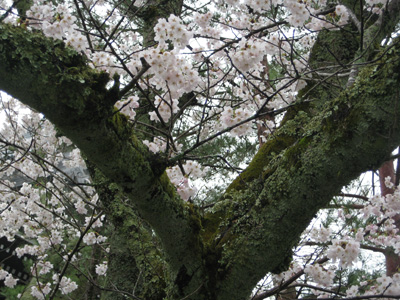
left=270, top=175, right=400, bottom=299
left=166, top=161, right=209, bottom=201
left=115, top=95, right=140, bottom=121
left=193, top=11, right=213, bottom=28
left=26, top=2, right=88, bottom=52
left=0, top=270, right=18, bottom=288
left=231, top=39, right=267, bottom=73
left=145, top=48, right=202, bottom=99
left=95, top=261, right=108, bottom=276
left=83, top=231, right=107, bottom=245
left=56, top=275, right=78, bottom=295
left=143, top=136, right=168, bottom=154
left=326, top=238, right=360, bottom=268
left=154, top=14, right=193, bottom=49
left=0, top=98, right=105, bottom=298
left=285, top=1, right=311, bottom=28
left=218, top=105, right=253, bottom=137
left=149, top=96, right=179, bottom=123
left=304, top=264, right=335, bottom=287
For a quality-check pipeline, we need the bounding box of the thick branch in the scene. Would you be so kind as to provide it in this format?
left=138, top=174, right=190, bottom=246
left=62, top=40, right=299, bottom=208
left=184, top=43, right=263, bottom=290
left=0, top=24, right=205, bottom=296
left=212, top=39, right=400, bottom=299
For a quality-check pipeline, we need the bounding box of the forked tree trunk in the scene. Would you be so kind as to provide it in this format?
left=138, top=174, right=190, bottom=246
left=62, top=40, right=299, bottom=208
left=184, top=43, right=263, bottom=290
left=379, top=161, right=400, bottom=276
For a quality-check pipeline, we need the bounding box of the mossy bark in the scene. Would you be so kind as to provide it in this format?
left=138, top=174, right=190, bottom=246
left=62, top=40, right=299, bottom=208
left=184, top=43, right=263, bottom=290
left=86, top=163, right=167, bottom=299
left=2, top=8, right=400, bottom=300
left=0, top=23, right=207, bottom=298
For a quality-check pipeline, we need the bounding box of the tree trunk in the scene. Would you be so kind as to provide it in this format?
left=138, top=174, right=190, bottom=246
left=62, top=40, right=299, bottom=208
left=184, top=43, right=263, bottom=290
left=378, top=161, right=400, bottom=276
left=2, top=2, right=400, bottom=298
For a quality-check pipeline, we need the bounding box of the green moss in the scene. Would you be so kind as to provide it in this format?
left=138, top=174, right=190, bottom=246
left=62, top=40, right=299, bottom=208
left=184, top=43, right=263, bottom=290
left=210, top=41, right=400, bottom=300
left=0, top=24, right=110, bottom=121
left=226, top=135, right=295, bottom=193
left=201, top=211, right=224, bottom=243
left=87, top=166, right=168, bottom=300
left=108, top=110, right=130, bottom=138
left=309, top=26, right=359, bottom=70
left=159, top=172, right=177, bottom=198
left=226, top=103, right=312, bottom=194
left=283, top=136, right=312, bottom=169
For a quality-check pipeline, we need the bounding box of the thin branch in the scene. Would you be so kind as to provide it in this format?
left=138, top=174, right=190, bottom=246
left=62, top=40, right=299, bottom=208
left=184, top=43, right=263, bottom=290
left=252, top=257, right=329, bottom=300
left=119, top=57, right=151, bottom=97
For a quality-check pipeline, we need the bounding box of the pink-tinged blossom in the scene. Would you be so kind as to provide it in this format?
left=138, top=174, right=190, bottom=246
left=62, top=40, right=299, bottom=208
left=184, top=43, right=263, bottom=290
left=327, top=239, right=360, bottom=268
left=304, top=264, right=335, bottom=287
left=115, top=96, right=140, bottom=121
left=154, top=14, right=193, bottom=49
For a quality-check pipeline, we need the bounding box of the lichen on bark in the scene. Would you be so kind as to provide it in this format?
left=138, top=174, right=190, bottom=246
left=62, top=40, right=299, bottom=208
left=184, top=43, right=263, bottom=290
left=2, top=5, right=400, bottom=299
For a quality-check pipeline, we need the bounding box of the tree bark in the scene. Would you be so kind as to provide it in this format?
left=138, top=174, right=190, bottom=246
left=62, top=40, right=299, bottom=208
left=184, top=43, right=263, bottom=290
left=378, top=160, right=400, bottom=277
left=0, top=23, right=206, bottom=298
left=2, top=11, right=400, bottom=300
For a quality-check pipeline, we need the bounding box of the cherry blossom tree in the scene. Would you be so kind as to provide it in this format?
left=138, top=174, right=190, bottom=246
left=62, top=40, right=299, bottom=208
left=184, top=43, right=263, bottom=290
left=1, top=0, right=400, bottom=299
